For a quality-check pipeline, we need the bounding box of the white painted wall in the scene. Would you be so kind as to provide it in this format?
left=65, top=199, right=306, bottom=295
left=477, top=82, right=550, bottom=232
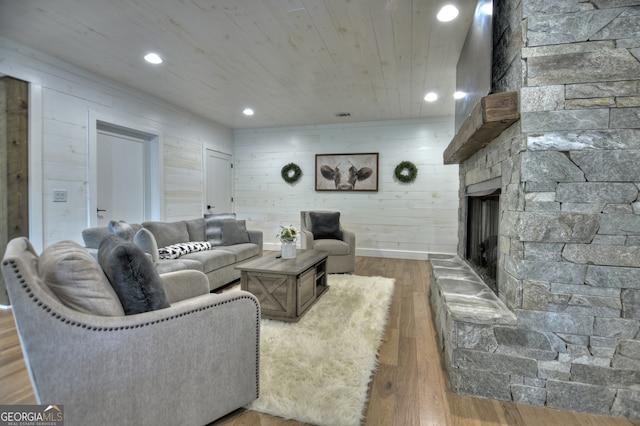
left=234, top=119, right=460, bottom=259
left=0, top=37, right=233, bottom=250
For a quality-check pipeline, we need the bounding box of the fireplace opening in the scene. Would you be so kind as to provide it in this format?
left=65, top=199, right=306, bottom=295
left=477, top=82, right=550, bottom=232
left=465, top=189, right=500, bottom=295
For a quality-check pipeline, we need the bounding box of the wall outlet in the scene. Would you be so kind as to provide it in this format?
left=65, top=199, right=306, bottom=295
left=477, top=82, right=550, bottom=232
left=53, top=190, right=67, bottom=202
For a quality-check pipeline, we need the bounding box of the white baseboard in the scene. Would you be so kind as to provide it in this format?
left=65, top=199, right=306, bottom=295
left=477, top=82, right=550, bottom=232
left=425, top=251, right=459, bottom=259
left=264, top=243, right=456, bottom=261
left=355, top=248, right=429, bottom=260
left=264, top=242, right=289, bottom=252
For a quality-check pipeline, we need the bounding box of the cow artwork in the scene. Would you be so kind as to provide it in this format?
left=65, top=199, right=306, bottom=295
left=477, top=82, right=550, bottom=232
left=320, top=163, right=373, bottom=190
left=315, top=153, right=378, bottom=191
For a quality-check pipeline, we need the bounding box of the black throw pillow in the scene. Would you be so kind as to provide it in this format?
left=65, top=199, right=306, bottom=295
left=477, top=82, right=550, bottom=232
left=310, top=212, right=343, bottom=240
left=98, top=235, right=170, bottom=315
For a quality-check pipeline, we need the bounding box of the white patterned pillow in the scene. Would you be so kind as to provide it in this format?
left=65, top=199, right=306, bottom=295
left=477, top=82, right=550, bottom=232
left=158, top=241, right=212, bottom=259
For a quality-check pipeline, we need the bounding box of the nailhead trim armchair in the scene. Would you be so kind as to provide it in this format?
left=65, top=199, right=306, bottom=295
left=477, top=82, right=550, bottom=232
left=2, top=237, right=260, bottom=426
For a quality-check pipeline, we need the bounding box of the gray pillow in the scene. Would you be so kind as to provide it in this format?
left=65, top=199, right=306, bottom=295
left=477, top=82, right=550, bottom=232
left=81, top=227, right=110, bottom=249
left=40, top=240, right=125, bottom=316
left=133, top=228, right=159, bottom=265
left=98, top=235, right=170, bottom=315
left=142, top=221, right=189, bottom=248
left=108, top=220, right=135, bottom=240
left=310, top=212, right=343, bottom=240
left=204, top=213, right=236, bottom=246
left=184, top=218, right=206, bottom=241
left=220, top=220, right=250, bottom=245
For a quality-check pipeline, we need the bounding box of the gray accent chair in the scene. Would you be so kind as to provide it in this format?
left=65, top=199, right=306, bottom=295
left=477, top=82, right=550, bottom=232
left=300, top=211, right=355, bottom=273
left=1, top=237, right=260, bottom=426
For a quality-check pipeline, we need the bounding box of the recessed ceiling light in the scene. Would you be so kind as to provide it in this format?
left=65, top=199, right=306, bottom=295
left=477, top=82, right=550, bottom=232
left=243, top=108, right=254, bottom=116
left=144, top=53, right=163, bottom=64
left=437, top=5, right=459, bottom=22
left=424, top=92, right=438, bottom=102
left=479, top=1, right=493, bottom=16
left=454, top=91, right=467, bottom=99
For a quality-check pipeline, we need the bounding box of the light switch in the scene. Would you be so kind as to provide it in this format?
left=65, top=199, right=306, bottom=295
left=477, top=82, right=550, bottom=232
left=53, top=190, right=67, bottom=202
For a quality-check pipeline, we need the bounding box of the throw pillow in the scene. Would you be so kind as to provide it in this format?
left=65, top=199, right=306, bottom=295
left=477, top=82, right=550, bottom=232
left=220, top=220, right=250, bottom=245
left=184, top=218, right=206, bottom=241
left=39, top=240, right=125, bottom=316
left=98, top=235, right=170, bottom=315
left=310, top=212, right=343, bottom=240
left=108, top=220, right=135, bottom=240
left=141, top=221, right=190, bottom=249
left=204, top=213, right=236, bottom=246
left=81, top=227, right=110, bottom=249
left=158, top=241, right=212, bottom=259
left=133, top=228, right=159, bottom=265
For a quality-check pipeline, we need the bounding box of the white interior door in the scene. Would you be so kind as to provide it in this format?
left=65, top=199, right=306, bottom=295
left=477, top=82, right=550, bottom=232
left=97, top=130, right=147, bottom=226
left=206, top=150, right=232, bottom=214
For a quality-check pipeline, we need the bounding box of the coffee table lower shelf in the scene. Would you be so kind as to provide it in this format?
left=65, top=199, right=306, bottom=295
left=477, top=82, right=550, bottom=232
left=236, top=250, right=329, bottom=322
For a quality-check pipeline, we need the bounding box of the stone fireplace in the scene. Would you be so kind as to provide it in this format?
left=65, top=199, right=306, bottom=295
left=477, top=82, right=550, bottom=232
left=429, top=0, right=640, bottom=420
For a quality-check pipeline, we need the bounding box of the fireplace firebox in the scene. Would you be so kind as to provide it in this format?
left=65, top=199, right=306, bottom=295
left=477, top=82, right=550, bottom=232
left=465, top=189, right=500, bottom=295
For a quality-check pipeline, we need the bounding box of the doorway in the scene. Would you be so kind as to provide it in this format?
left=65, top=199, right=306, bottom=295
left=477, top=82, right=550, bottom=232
left=205, top=150, right=232, bottom=214
left=96, top=128, right=148, bottom=226
left=88, top=116, right=162, bottom=228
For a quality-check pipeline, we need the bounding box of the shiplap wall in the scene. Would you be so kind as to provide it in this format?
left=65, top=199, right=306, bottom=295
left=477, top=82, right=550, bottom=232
left=1, top=36, right=460, bottom=257
left=0, top=37, right=233, bottom=250
left=234, top=119, right=460, bottom=259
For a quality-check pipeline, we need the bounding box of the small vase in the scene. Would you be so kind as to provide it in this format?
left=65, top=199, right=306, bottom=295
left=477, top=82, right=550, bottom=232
left=281, top=240, right=296, bottom=259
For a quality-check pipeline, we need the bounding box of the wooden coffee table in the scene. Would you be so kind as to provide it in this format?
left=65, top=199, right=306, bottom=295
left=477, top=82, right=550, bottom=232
left=236, top=250, right=329, bottom=321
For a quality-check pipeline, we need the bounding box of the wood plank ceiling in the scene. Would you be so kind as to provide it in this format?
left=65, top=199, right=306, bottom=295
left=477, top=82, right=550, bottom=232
left=0, top=0, right=475, bottom=129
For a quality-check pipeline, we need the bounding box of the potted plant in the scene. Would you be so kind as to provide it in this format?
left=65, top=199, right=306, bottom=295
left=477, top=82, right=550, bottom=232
left=277, top=225, right=298, bottom=259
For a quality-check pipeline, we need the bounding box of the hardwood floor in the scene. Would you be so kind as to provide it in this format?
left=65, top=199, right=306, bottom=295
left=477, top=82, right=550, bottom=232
left=1, top=256, right=639, bottom=425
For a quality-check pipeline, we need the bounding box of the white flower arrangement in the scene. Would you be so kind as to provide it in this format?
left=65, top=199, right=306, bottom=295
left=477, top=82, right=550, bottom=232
left=277, top=225, right=299, bottom=242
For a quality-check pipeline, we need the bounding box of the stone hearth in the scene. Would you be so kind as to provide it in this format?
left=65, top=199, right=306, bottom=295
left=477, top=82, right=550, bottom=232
left=430, top=0, right=640, bottom=420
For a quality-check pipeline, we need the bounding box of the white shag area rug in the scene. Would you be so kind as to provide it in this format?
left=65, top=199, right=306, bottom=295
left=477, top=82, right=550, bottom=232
left=235, top=274, right=395, bottom=426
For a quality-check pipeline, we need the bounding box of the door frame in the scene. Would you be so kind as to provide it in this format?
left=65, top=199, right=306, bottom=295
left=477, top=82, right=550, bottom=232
left=30, top=84, right=44, bottom=252
left=203, top=147, right=233, bottom=214
left=87, top=110, right=163, bottom=227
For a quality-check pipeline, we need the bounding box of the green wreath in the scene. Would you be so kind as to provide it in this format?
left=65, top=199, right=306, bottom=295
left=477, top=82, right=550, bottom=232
left=281, top=162, right=302, bottom=184
left=394, top=161, right=418, bottom=183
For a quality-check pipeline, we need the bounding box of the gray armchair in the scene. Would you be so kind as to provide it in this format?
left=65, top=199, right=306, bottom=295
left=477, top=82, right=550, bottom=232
left=1, top=237, right=260, bottom=426
left=300, top=211, right=355, bottom=273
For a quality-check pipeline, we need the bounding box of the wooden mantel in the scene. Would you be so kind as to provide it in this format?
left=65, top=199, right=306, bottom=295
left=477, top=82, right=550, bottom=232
left=443, top=92, right=519, bottom=164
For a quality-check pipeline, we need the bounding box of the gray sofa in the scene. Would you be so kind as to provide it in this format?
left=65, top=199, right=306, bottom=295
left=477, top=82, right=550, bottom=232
left=82, top=217, right=263, bottom=291
left=1, top=236, right=260, bottom=426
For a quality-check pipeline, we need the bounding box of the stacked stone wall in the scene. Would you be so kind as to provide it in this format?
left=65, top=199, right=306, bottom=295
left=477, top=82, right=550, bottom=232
left=443, top=0, right=640, bottom=419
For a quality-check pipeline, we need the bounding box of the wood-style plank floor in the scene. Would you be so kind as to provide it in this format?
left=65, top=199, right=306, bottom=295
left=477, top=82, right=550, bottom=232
left=1, top=256, right=639, bottom=425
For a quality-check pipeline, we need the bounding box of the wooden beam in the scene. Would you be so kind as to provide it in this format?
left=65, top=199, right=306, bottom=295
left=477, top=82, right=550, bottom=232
left=0, top=79, right=7, bottom=261
left=443, top=92, right=519, bottom=165
left=3, top=77, right=29, bottom=240
left=0, top=76, right=29, bottom=306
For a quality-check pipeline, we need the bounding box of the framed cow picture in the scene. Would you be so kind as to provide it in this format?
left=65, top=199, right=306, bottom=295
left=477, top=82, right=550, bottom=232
left=315, top=153, right=379, bottom=192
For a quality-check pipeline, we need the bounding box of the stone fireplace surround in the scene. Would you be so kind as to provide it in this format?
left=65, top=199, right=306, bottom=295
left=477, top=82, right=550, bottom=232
left=428, top=0, right=640, bottom=420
